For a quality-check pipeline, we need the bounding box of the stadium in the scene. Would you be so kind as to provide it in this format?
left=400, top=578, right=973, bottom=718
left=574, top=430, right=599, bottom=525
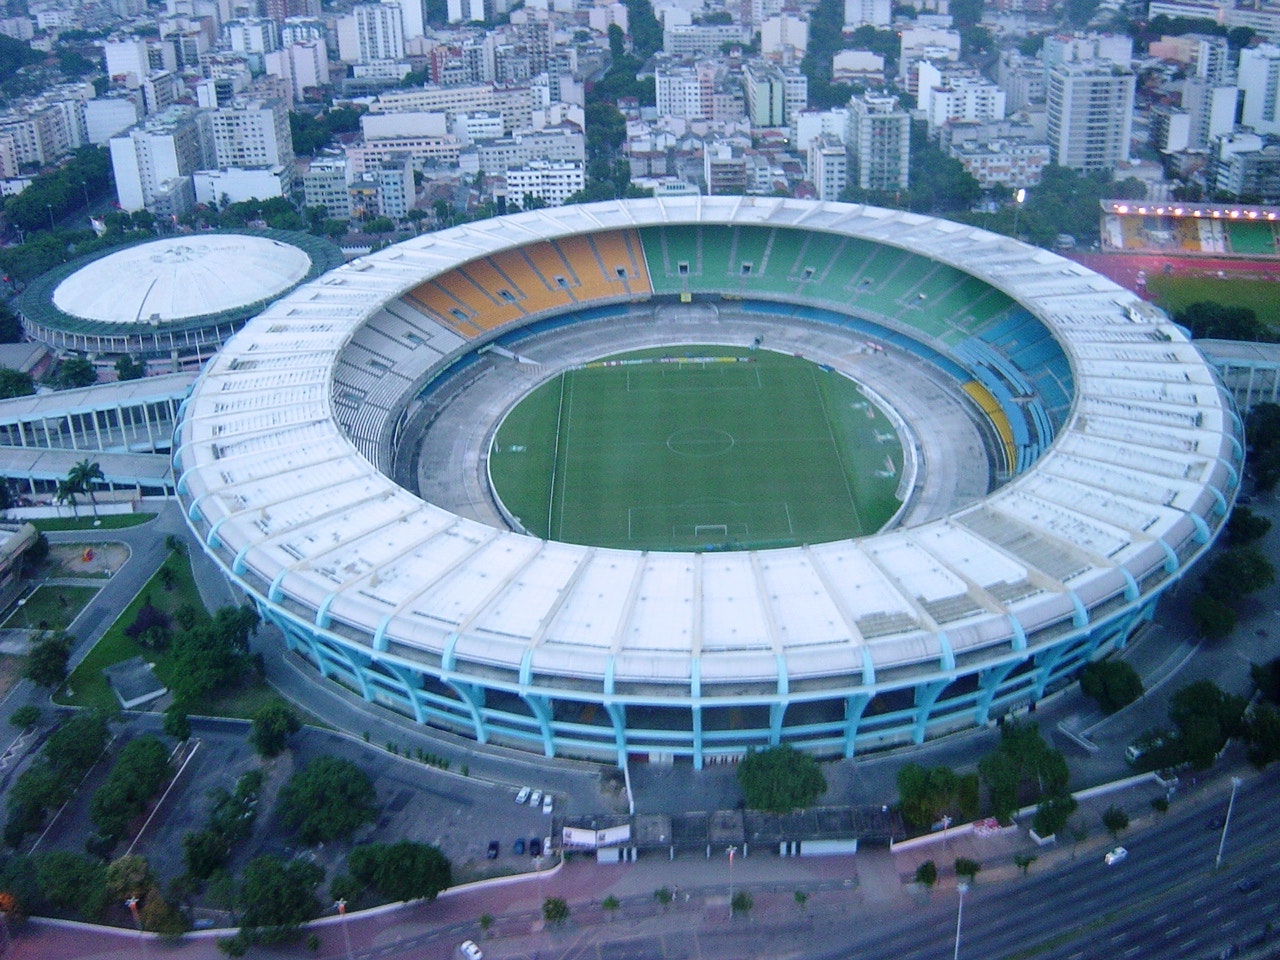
left=175, top=197, right=1243, bottom=769
left=18, top=230, right=343, bottom=369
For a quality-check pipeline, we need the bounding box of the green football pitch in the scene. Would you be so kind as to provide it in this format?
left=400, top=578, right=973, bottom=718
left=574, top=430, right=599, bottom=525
left=488, top=347, right=904, bottom=551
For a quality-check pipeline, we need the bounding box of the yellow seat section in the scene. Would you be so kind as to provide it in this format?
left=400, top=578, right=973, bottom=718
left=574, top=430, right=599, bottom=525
left=963, top=380, right=1016, bottom=474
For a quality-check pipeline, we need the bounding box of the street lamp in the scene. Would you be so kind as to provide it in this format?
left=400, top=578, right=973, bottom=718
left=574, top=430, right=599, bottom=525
left=46, top=204, right=54, bottom=231
left=336, top=899, right=353, bottom=960
left=727, top=845, right=737, bottom=918
left=80, top=180, right=90, bottom=211
left=1013, top=187, right=1027, bottom=239
left=953, top=882, right=969, bottom=960
left=1214, top=776, right=1243, bottom=870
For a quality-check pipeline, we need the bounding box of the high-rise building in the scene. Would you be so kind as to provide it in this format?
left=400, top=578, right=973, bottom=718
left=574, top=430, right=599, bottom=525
left=808, top=134, right=847, bottom=200
left=843, top=0, right=890, bottom=28
left=447, top=0, right=485, bottom=22
left=743, top=60, right=806, bottom=128
left=1239, top=43, right=1280, bottom=136
left=223, top=17, right=280, bottom=55
left=655, top=61, right=706, bottom=119
left=201, top=98, right=293, bottom=169
left=388, top=0, right=424, bottom=41
left=504, top=159, right=584, bottom=206
left=337, top=3, right=405, bottom=63
left=918, top=61, right=1006, bottom=137
left=1045, top=59, right=1135, bottom=172
left=1211, top=129, right=1280, bottom=201
left=847, top=90, right=909, bottom=190
left=109, top=105, right=204, bottom=212
left=1182, top=78, right=1237, bottom=150
left=303, top=155, right=351, bottom=218
left=264, top=40, right=329, bottom=101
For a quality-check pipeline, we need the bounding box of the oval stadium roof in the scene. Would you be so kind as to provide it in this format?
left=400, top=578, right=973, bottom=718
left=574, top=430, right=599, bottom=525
left=52, top=234, right=312, bottom=325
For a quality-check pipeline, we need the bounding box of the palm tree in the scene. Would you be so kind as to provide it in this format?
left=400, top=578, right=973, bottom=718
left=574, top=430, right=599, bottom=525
left=54, top=478, right=79, bottom=519
left=67, top=459, right=104, bottom=519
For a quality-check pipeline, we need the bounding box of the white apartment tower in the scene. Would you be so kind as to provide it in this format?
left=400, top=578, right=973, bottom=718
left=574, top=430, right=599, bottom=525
left=109, top=106, right=204, bottom=211
left=202, top=98, right=294, bottom=168
left=1239, top=44, right=1280, bottom=136
left=844, top=0, right=890, bottom=28
left=338, top=3, right=405, bottom=63
left=447, top=0, right=485, bottom=22
left=808, top=134, right=848, bottom=200
left=848, top=91, right=909, bottom=190
left=1046, top=59, right=1135, bottom=172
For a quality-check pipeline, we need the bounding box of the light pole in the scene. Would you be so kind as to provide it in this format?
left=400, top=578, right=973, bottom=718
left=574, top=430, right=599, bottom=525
left=1214, top=776, right=1243, bottom=870
left=80, top=180, right=90, bottom=211
left=126, top=896, right=147, bottom=958
left=1013, top=188, right=1026, bottom=239
left=727, top=845, right=737, bottom=918
left=336, top=899, right=353, bottom=960
left=953, top=882, right=968, bottom=960
left=46, top=204, right=54, bottom=232
left=940, top=814, right=952, bottom=852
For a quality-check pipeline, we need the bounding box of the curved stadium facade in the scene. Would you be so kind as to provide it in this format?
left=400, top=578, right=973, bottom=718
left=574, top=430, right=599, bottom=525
left=175, top=198, right=1243, bottom=769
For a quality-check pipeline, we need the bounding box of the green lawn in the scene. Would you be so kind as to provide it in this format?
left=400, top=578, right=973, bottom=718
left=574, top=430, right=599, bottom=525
left=489, top=347, right=904, bottom=551
left=32, top=513, right=155, bottom=532
left=2, top=585, right=99, bottom=631
left=57, top=551, right=274, bottom=718
left=1147, top=274, right=1280, bottom=327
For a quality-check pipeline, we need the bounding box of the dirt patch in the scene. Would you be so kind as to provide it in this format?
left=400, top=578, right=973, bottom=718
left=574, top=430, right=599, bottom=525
left=0, top=654, right=24, bottom=700
left=43, top=542, right=129, bottom=579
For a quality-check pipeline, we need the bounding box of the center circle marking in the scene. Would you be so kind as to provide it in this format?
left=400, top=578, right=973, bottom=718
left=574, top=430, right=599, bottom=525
left=667, top=427, right=734, bottom=457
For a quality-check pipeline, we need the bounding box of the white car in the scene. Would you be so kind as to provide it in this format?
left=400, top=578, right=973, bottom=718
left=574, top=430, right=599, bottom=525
left=459, top=940, right=483, bottom=960
left=542, top=794, right=554, bottom=815
left=529, top=789, right=543, bottom=807
left=1104, top=846, right=1128, bottom=866
left=514, top=786, right=530, bottom=805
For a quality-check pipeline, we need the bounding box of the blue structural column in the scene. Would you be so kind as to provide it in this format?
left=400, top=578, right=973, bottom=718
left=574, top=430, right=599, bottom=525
left=383, top=662, right=426, bottom=723
left=912, top=680, right=949, bottom=743
left=605, top=702, right=628, bottom=768
left=322, top=641, right=372, bottom=702
left=769, top=655, right=789, bottom=745
left=975, top=660, right=1019, bottom=725
left=691, top=658, right=703, bottom=771
left=523, top=694, right=557, bottom=758
left=446, top=681, right=488, bottom=744
left=842, top=693, right=871, bottom=758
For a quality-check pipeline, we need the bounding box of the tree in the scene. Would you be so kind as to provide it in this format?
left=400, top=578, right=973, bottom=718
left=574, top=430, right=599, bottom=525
left=478, top=912, right=494, bottom=933
left=1190, top=592, right=1237, bottom=640
left=1227, top=505, right=1272, bottom=545
left=0, top=303, right=23, bottom=343
left=346, top=841, right=452, bottom=903
left=953, top=857, right=981, bottom=882
left=736, top=744, right=827, bottom=813
left=731, top=890, right=753, bottom=917
left=914, top=860, right=937, bottom=886
left=53, top=357, right=97, bottom=390
left=279, top=756, right=378, bottom=844
left=23, top=632, right=72, bottom=687
left=542, top=896, right=569, bottom=925
left=1243, top=702, right=1280, bottom=768
left=896, top=763, right=958, bottom=829
left=1200, top=547, right=1275, bottom=601
left=602, top=894, right=620, bottom=918
left=1101, top=805, right=1129, bottom=839
left=239, top=854, right=323, bottom=943
left=249, top=701, right=300, bottom=757
left=55, top=478, right=79, bottom=519
left=1013, top=854, right=1038, bottom=876
left=34, top=851, right=109, bottom=919
left=1169, top=679, right=1248, bottom=769
left=0, top=368, right=33, bottom=399
left=10, top=704, right=39, bottom=728
left=653, top=886, right=672, bottom=908
left=1031, top=792, right=1078, bottom=839
left=114, top=355, right=145, bottom=381
left=793, top=889, right=808, bottom=910
left=66, top=458, right=103, bottom=519
left=163, top=704, right=190, bottom=741
left=1079, top=660, right=1143, bottom=714
left=88, top=736, right=171, bottom=846
left=183, top=829, right=231, bottom=881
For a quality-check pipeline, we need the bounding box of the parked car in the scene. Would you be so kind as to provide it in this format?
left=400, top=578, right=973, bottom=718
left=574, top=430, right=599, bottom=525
left=1234, top=877, right=1259, bottom=894
left=530, top=837, right=542, bottom=857
left=515, top=786, right=531, bottom=805
left=487, top=840, right=500, bottom=859
left=529, top=789, right=543, bottom=807
left=459, top=940, right=483, bottom=960
left=514, top=838, right=525, bottom=855
left=542, top=794, right=554, bottom=815
left=1104, top=846, right=1128, bottom=866
left=1207, top=816, right=1225, bottom=830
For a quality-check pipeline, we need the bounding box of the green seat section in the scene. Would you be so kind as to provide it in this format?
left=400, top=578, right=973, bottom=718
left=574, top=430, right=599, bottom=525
left=1227, top=220, right=1276, bottom=256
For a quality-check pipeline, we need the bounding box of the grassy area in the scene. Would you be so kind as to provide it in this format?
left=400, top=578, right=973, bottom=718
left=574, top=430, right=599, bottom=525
left=57, top=550, right=274, bottom=718
left=1147, top=274, right=1280, bottom=327
left=31, top=513, right=155, bottom=532
left=489, top=347, right=904, bottom=551
left=2, top=585, right=99, bottom=631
